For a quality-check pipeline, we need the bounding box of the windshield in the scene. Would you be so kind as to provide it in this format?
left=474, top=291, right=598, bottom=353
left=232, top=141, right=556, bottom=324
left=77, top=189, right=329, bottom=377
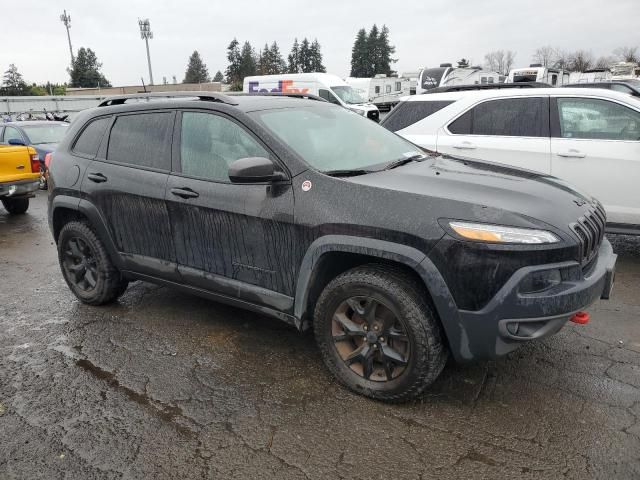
left=252, top=106, right=423, bottom=172
left=21, top=124, right=69, bottom=144
left=331, top=86, right=367, bottom=104
left=420, top=68, right=447, bottom=90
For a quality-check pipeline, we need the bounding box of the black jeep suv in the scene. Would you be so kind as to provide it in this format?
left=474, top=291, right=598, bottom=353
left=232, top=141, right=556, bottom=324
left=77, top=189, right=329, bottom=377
left=48, top=92, right=616, bottom=401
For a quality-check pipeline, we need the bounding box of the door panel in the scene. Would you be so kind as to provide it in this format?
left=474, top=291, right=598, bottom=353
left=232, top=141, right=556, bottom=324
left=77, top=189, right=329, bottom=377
left=551, top=97, right=640, bottom=225
left=436, top=97, right=552, bottom=173
left=168, top=110, right=296, bottom=305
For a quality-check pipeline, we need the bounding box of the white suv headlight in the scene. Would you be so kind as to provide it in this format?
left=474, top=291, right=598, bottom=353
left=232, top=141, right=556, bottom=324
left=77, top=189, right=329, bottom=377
left=449, top=221, right=559, bottom=244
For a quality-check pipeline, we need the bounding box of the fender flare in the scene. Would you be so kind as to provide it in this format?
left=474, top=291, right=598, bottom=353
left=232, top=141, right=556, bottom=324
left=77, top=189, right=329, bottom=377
left=292, top=235, right=462, bottom=353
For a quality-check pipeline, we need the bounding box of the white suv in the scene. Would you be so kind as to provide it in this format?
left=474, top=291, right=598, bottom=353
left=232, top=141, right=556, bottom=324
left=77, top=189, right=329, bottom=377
left=382, top=88, right=640, bottom=234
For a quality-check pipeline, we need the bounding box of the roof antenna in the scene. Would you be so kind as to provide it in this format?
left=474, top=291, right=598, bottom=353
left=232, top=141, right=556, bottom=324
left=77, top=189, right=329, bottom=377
left=141, top=77, right=147, bottom=93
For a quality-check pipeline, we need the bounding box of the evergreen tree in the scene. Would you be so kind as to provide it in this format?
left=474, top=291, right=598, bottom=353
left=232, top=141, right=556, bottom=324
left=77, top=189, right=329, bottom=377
left=270, top=42, right=287, bottom=74
left=239, top=41, right=257, bottom=81
left=213, top=70, right=224, bottom=82
left=225, top=38, right=242, bottom=90
left=288, top=38, right=301, bottom=73
left=309, top=39, right=326, bottom=73
left=1, top=64, right=29, bottom=95
left=183, top=51, right=210, bottom=84
left=350, top=29, right=369, bottom=77
left=299, top=38, right=312, bottom=73
left=457, top=58, right=470, bottom=68
left=68, top=48, right=111, bottom=88
left=366, top=24, right=380, bottom=76
left=375, top=25, right=396, bottom=75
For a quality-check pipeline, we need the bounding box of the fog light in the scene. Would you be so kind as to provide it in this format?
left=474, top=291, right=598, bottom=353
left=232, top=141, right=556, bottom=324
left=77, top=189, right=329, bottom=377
left=520, top=269, right=562, bottom=294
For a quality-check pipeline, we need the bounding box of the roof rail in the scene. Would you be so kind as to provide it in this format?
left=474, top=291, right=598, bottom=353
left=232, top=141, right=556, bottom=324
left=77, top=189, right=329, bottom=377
left=97, top=91, right=238, bottom=107
left=232, top=92, right=328, bottom=102
left=424, top=82, right=549, bottom=94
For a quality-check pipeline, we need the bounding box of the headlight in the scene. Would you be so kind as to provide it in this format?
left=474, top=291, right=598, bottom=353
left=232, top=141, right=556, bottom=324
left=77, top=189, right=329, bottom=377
left=351, top=108, right=366, bottom=116
left=449, top=221, right=560, bottom=244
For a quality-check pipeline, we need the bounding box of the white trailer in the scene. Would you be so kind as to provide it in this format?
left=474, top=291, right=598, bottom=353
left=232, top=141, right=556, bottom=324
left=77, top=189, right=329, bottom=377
left=568, top=69, right=612, bottom=84
left=345, top=75, right=410, bottom=111
left=416, top=64, right=501, bottom=94
left=243, top=73, right=380, bottom=121
left=506, top=65, right=570, bottom=86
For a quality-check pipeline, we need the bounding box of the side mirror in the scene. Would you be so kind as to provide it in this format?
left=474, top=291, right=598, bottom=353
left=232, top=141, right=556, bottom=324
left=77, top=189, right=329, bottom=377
left=8, top=138, right=25, bottom=146
left=228, top=157, right=277, bottom=183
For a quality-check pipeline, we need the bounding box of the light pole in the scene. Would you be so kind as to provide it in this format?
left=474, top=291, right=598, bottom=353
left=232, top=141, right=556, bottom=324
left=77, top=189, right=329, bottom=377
left=138, top=18, right=154, bottom=86
left=60, top=10, right=74, bottom=66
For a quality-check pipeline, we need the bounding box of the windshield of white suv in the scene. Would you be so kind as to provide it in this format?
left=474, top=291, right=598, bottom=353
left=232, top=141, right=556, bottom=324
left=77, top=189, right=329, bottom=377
left=252, top=105, right=424, bottom=173
left=331, top=86, right=367, bottom=104
left=21, top=124, right=69, bottom=144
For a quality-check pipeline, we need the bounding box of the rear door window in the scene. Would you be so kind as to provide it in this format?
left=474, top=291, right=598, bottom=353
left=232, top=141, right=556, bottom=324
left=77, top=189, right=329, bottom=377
left=107, top=112, right=174, bottom=170
left=72, top=117, right=110, bottom=157
left=448, top=97, right=549, bottom=137
left=3, top=126, right=24, bottom=143
left=382, top=100, right=455, bottom=132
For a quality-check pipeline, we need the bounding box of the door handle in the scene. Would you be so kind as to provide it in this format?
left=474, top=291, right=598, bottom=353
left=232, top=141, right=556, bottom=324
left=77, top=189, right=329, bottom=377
left=170, top=187, right=199, bottom=199
left=453, top=141, right=476, bottom=150
left=87, top=172, right=107, bottom=183
left=557, top=149, right=586, bottom=158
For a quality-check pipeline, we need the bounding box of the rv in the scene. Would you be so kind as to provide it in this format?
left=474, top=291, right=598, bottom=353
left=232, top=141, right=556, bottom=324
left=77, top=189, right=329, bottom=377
left=610, top=62, right=640, bottom=80
left=506, top=65, right=569, bottom=86
left=416, top=64, right=501, bottom=94
left=400, top=71, right=421, bottom=95
left=569, top=69, right=612, bottom=84
left=243, top=73, right=379, bottom=121
left=345, top=75, right=411, bottom=111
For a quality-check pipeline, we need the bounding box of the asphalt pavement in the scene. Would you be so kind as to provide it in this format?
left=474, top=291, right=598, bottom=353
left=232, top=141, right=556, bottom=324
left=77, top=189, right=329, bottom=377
left=1, top=192, right=639, bottom=479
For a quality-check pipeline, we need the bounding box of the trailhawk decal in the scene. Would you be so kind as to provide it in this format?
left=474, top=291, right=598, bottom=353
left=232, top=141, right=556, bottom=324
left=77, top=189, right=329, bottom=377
left=248, top=80, right=310, bottom=94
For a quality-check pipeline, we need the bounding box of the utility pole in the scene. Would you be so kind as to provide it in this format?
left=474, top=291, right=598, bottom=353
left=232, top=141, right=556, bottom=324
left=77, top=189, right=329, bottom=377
left=138, top=18, right=154, bottom=85
left=60, top=10, right=74, bottom=66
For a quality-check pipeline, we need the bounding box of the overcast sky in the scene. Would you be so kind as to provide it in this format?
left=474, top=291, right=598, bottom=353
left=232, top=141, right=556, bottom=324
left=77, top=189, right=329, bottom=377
left=3, top=0, right=638, bottom=86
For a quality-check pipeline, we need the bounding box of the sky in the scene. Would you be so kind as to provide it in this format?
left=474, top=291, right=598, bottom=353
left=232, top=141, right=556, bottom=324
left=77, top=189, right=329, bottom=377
left=2, top=0, right=638, bottom=86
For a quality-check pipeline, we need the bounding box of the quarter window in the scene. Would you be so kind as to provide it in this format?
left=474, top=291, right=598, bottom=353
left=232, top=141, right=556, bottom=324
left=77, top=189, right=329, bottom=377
left=107, top=112, right=173, bottom=170
left=556, top=98, right=640, bottom=141
left=180, top=112, right=270, bottom=182
left=448, top=97, right=549, bottom=137
left=73, top=117, right=110, bottom=157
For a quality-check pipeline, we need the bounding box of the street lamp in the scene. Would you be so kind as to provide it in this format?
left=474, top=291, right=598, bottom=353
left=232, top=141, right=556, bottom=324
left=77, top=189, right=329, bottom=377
left=138, top=18, right=154, bottom=86
left=60, top=10, right=74, bottom=66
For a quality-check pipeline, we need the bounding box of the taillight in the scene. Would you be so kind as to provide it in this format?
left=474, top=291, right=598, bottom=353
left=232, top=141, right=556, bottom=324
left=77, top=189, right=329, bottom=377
left=44, top=152, right=52, bottom=169
left=30, top=154, right=40, bottom=174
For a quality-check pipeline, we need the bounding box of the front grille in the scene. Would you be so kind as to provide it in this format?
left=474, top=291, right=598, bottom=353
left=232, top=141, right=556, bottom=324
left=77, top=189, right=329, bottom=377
left=570, top=202, right=606, bottom=265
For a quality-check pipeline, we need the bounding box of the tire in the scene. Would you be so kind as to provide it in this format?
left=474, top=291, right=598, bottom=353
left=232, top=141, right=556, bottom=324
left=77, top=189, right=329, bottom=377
left=2, top=197, right=29, bottom=214
left=57, top=221, right=128, bottom=305
left=314, top=264, right=448, bottom=402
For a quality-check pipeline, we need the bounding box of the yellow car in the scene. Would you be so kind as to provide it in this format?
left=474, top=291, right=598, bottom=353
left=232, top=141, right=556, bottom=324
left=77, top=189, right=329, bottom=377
left=0, top=144, right=40, bottom=214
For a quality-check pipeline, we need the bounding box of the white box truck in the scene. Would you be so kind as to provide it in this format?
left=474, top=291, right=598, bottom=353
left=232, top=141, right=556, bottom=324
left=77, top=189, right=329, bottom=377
left=345, top=75, right=411, bottom=111
left=243, top=73, right=380, bottom=121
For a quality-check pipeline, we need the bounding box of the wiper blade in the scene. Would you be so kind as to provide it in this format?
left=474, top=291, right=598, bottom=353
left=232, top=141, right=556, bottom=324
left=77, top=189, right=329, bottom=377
left=322, top=169, right=372, bottom=177
left=382, top=154, right=426, bottom=171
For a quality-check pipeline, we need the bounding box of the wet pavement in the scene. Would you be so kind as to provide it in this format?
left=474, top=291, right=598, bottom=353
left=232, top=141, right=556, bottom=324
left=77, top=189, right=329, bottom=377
left=1, top=192, right=639, bottom=479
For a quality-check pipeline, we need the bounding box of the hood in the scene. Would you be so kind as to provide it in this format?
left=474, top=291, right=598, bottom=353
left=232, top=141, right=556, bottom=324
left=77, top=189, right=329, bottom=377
left=346, top=155, right=597, bottom=235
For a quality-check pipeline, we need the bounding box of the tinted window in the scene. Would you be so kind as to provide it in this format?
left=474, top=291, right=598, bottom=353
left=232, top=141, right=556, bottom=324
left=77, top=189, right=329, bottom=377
left=73, top=117, right=110, bottom=157
left=3, top=126, right=23, bottom=143
left=610, top=84, right=632, bottom=94
left=107, top=112, right=173, bottom=169
left=382, top=100, right=455, bottom=132
left=22, top=124, right=69, bottom=144
left=180, top=112, right=270, bottom=182
left=556, top=98, right=640, bottom=141
left=449, top=98, right=549, bottom=137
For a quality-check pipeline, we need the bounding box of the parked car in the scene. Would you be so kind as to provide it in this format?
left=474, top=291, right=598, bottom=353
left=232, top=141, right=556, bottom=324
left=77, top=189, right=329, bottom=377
left=48, top=92, right=616, bottom=401
left=243, top=73, right=380, bottom=121
left=563, top=79, right=640, bottom=98
left=382, top=88, right=640, bottom=235
left=0, top=121, right=70, bottom=189
left=0, top=144, right=41, bottom=214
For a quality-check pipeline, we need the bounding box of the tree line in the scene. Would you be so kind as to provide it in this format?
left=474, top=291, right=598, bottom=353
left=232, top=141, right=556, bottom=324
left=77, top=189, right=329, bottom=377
left=350, top=24, right=396, bottom=77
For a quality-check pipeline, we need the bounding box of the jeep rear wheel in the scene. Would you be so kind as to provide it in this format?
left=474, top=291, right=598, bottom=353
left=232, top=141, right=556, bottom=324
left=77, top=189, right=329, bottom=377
left=314, top=265, right=448, bottom=402
left=58, top=221, right=128, bottom=305
left=2, top=197, right=29, bottom=215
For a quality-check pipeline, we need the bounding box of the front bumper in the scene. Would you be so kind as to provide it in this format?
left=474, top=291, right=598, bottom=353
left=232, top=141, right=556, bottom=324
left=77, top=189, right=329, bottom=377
left=0, top=179, right=39, bottom=198
left=442, top=238, right=616, bottom=361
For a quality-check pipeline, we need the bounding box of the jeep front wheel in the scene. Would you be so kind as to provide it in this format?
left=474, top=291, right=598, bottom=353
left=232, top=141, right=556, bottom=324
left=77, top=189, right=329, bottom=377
left=314, top=265, right=448, bottom=402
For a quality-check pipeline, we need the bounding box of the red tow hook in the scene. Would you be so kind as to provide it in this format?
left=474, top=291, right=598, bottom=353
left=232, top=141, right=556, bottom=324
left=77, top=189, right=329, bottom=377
left=570, top=311, right=590, bottom=325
